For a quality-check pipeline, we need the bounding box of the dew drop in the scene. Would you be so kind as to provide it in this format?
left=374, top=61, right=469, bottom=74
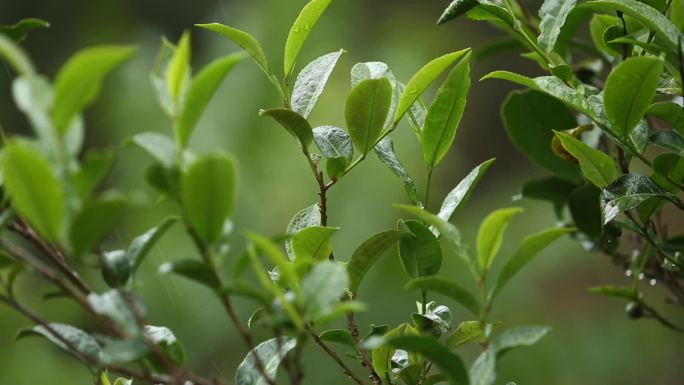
left=649, top=278, right=657, bottom=286
left=638, top=272, right=645, bottom=280
left=625, top=269, right=632, bottom=277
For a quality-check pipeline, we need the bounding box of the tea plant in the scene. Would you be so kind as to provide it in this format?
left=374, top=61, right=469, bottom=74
left=0, top=1, right=572, bottom=384
left=437, top=0, right=684, bottom=330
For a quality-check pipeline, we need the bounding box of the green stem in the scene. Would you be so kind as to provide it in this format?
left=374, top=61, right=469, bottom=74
left=424, top=167, right=434, bottom=212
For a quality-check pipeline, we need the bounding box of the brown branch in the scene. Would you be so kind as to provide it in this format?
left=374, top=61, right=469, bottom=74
left=347, top=312, right=381, bottom=385
left=306, top=325, right=365, bottom=385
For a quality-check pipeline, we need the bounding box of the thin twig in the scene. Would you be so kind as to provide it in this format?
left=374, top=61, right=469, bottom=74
left=306, top=325, right=365, bottom=385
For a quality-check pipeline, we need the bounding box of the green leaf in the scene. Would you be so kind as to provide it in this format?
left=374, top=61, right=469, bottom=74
left=0, top=34, right=35, bottom=75
left=285, top=204, right=321, bottom=260
left=553, top=131, right=621, bottom=188
left=260, top=108, right=313, bottom=151
left=69, top=195, right=128, bottom=257
left=405, top=276, right=479, bottom=315
left=398, top=220, right=443, bottom=278
left=52, top=45, right=136, bottom=133
left=673, top=0, right=684, bottom=32
left=347, top=229, right=410, bottom=295
left=11, top=75, right=53, bottom=139
left=144, top=325, right=184, bottom=367
left=374, top=138, right=421, bottom=206
left=87, top=290, right=141, bottom=337
left=245, top=232, right=298, bottom=291
left=386, top=335, right=469, bottom=385
left=437, top=0, right=480, bottom=25
left=177, top=53, right=244, bottom=147
left=647, top=102, right=684, bottom=134
left=127, top=217, right=178, bottom=273
left=569, top=184, right=603, bottom=238
left=0, top=18, right=49, bottom=42
left=477, top=207, right=523, bottom=273
left=395, top=49, right=470, bottom=124
left=196, top=23, right=272, bottom=77
left=371, top=324, right=406, bottom=382
left=491, top=326, right=550, bottom=353
left=2, top=141, right=66, bottom=242
left=437, top=159, right=495, bottom=223
left=313, top=125, right=353, bottom=160
left=446, top=321, right=487, bottom=348
left=319, top=329, right=356, bottom=349
left=160, top=259, right=220, bottom=288
left=17, top=323, right=101, bottom=361
left=292, top=50, right=344, bottom=118
left=537, top=0, right=578, bottom=54
left=166, top=31, right=191, bottom=107
left=181, top=152, right=237, bottom=245
left=604, top=56, right=663, bottom=138
left=300, top=261, right=348, bottom=321
left=650, top=130, right=684, bottom=154
left=587, top=285, right=637, bottom=300
left=469, top=349, right=496, bottom=385
left=466, top=3, right=515, bottom=27
left=130, top=132, right=177, bottom=168
left=150, top=37, right=176, bottom=117
left=501, top=90, right=581, bottom=181
left=236, top=337, right=296, bottom=385
left=601, top=174, right=684, bottom=224
left=521, top=176, right=578, bottom=208
left=492, top=227, right=575, bottom=299
left=421, top=53, right=471, bottom=168
left=292, top=226, right=337, bottom=270
left=283, top=0, right=333, bottom=77
left=73, top=149, right=115, bottom=198
left=345, top=78, right=393, bottom=155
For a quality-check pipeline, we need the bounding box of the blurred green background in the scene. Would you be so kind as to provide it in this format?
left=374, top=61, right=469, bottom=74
left=1, top=0, right=683, bottom=384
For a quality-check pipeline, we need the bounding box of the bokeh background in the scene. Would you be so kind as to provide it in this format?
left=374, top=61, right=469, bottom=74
left=0, top=0, right=682, bottom=384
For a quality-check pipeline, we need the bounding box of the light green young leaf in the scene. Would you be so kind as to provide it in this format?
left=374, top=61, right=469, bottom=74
left=159, top=259, right=221, bottom=289
left=374, top=138, right=421, bottom=206
left=177, top=53, right=244, bottom=147
left=405, top=276, right=479, bottom=315
left=127, top=217, right=178, bottom=273
left=283, top=0, right=333, bottom=77
left=0, top=34, right=35, bottom=75
left=470, top=349, right=496, bottom=385
left=491, top=326, right=551, bottom=353
left=181, top=152, right=237, bottom=245
left=292, top=226, right=337, bottom=268
left=491, top=227, right=575, bottom=299
left=12, top=75, right=53, bottom=139
left=345, top=78, right=392, bottom=155
left=604, top=56, right=663, bottom=138
left=53, top=45, right=136, bottom=133
left=0, top=18, right=49, bottom=42
left=292, top=50, right=344, bottom=118
left=477, top=207, right=523, bottom=273
left=554, top=131, right=621, bottom=188
left=537, top=0, right=578, bottom=54
left=69, top=195, right=128, bottom=257
left=17, top=323, right=101, bottom=361
left=437, top=0, right=480, bottom=25
left=166, top=31, right=191, bottom=107
left=398, top=220, right=442, bottom=278
left=437, top=158, right=495, bottom=223
left=446, top=321, right=487, bottom=348
left=422, top=52, right=471, bottom=169
left=313, top=125, right=353, bottom=160
left=386, top=335, right=469, bottom=385
left=245, top=232, right=298, bottom=290
left=196, top=23, right=272, bottom=77
left=260, top=108, right=313, bottom=151
left=587, top=285, right=637, bottom=300
left=347, top=229, right=410, bottom=295
left=394, top=49, right=470, bottom=124
left=319, top=329, right=356, bottom=349
left=2, top=141, right=66, bottom=242
left=130, top=132, right=177, bottom=168
left=285, top=204, right=321, bottom=260
left=236, top=337, right=296, bottom=385
left=646, top=102, right=684, bottom=134
left=300, top=261, right=348, bottom=321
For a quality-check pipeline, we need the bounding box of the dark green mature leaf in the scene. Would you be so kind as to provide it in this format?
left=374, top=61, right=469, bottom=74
left=405, top=276, right=479, bottom=315
left=292, top=50, right=344, bottom=118
left=53, top=45, right=136, bottom=133
left=144, top=325, right=185, bottom=367
left=386, top=335, right=469, bottom=385
left=398, top=220, right=442, bottom=278
left=673, top=0, right=684, bottom=32
left=285, top=204, right=321, bottom=260
left=437, top=0, right=480, bottom=25
left=347, top=229, right=410, bottom=295
left=477, top=207, right=523, bottom=273
left=604, top=56, right=663, bottom=138
left=601, top=174, right=684, bottom=224
left=395, top=49, right=470, bottom=124
left=87, top=290, right=141, bottom=337
left=569, top=184, right=603, bottom=238
left=2, top=141, right=66, bottom=242
left=345, top=78, right=393, bottom=155
left=292, top=226, right=337, bottom=269
left=521, top=176, right=578, bottom=208
left=196, top=23, right=272, bottom=77
left=300, top=261, right=348, bottom=321
left=647, top=102, right=684, bottom=134
left=260, top=108, right=313, bottom=151
left=181, top=152, right=236, bottom=245
left=413, top=302, right=452, bottom=336
left=74, top=150, right=115, bottom=198
left=69, top=196, right=128, bottom=257
left=446, top=321, right=487, bottom=348
left=0, top=18, right=49, bottom=42
left=437, top=159, right=495, bottom=223
left=160, top=259, right=220, bottom=288
left=17, top=323, right=101, bottom=361
left=465, top=2, right=515, bottom=27
left=374, top=138, right=421, bottom=206
left=313, top=126, right=353, bottom=160
left=492, top=227, right=575, bottom=299
left=650, top=130, right=684, bottom=154
left=491, top=326, right=550, bottom=353
left=283, top=0, right=333, bottom=77
left=422, top=53, right=471, bottom=168
left=236, top=337, right=296, bottom=385
left=319, top=329, right=356, bottom=349
left=0, top=34, right=34, bottom=75
left=554, top=131, right=621, bottom=188
left=371, top=324, right=406, bottom=382
left=538, top=0, right=578, bottom=53
left=502, top=90, right=581, bottom=181
left=177, top=53, right=244, bottom=146
left=98, top=337, right=148, bottom=364
left=128, top=217, right=178, bottom=273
